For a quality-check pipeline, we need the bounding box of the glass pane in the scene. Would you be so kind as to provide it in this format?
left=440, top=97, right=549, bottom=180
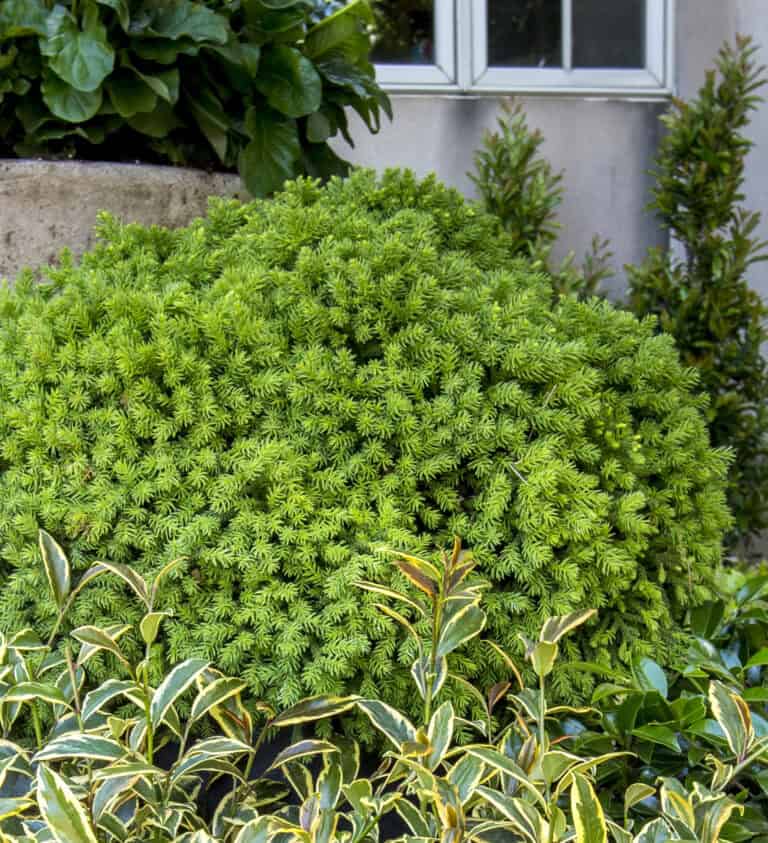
left=488, top=0, right=562, bottom=68
left=573, top=0, right=645, bottom=68
left=370, top=1, right=435, bottom=65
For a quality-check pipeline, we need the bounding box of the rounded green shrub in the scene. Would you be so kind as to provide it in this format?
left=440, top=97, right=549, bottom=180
left=0, top=170, right=730, bottom=732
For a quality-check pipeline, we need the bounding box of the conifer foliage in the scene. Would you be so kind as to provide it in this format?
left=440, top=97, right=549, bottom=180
left=628, top=36, right=768, bottom=547
left=0, top=170, right=730, bottom=725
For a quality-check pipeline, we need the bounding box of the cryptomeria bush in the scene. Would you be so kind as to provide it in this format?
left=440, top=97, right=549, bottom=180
left=0, top=170, right=730, bottom=736
left=628, top=36, right=768, bottom=548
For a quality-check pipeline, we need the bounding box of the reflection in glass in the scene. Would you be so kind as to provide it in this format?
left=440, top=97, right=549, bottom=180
left=573, top=0, right=645, bottom=68
left=370, top=0, right=435, bottom=65
left=488, top=0, right=562, bottom=68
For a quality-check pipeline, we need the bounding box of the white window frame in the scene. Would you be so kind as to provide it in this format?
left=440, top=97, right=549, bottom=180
left=375, top=0, right=675, bottom=97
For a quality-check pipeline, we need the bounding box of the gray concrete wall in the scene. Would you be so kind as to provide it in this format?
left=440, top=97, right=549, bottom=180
left=332, top=0, right=768, bottom=302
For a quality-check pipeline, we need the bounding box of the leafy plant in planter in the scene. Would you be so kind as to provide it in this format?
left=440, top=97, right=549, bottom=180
left=628, top=35, right=768, bottom=547
left=0, top=0, right=390, bottom=196
left=0, top=169, right=731, bottom=734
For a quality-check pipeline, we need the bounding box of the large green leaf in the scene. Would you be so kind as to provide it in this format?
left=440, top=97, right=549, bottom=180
left=35, top=733, right=124, bottom=764
left=82, top=679, right=135, bottom=724
left=127, top=99, right=182, bottom=138
left=0, top=0, right=48, bottom=38
left=436, top=604, right=485, bottom=658
left=146, top=1, right=228, bottom=43
left=709, top=680, right=753, bottom=758
left=239, top=112, right=300, bottom=197
left=271, top=694, right=359, bottom=727
left=357, top=700, right=417, bottom=749
left=42, top=5, right=114, bottom=92
left=255, top=45, right=322, bottom=118
left=106, top=70, right=157, bottom=117
left=634, top=657, right=668, bottom=699
left=571, top=773, right=607, bottom=843
left=426, top=701, right=454, bottom=770
left=37, top=764, right=98, bottom=843
left=38, top=530, right=70, bottom=611
left=150, top=659, right=209, bottom=728
left=305, top=0, right=371, bottom=62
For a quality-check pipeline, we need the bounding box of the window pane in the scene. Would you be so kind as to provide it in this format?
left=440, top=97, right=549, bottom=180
left=573, top=0, right=645, bottom=68
left=488, top=0, right=562, bottom=68
left=371, top=1, right=435, bottom=65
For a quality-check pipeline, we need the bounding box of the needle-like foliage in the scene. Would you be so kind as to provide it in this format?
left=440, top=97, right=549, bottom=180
left=0, top=169, right=730, bottom=735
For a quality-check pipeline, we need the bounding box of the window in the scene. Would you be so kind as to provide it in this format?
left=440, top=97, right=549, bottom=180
left=371, top=0, right=673, bottom=95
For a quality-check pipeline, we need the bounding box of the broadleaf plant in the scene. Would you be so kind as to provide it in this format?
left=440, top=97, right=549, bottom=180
left=0, top=0, right=390, bottom=196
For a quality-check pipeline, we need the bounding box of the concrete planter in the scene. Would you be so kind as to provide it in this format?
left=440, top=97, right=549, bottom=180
left=0, top=160, right=245, bottom=281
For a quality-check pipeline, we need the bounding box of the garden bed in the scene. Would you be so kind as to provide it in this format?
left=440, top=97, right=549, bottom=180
left=0, top=160, right=243, bottom=280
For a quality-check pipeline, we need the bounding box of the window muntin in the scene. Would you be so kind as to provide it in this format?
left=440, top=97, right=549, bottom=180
left=373, top=0, right=672, bottom=95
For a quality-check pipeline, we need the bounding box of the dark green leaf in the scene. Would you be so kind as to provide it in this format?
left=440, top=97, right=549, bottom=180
left=634, top=658, right=668, bottom=699
left=42, top=5, right=114, bottom=92
left=255, top=46, right=322, bottom=118
left=106, top=70, right=157, bottom=117
left=272, top=694, right=359, bottom=727
left=239, top=112, right=300, bottom=196
left=146, top=2, right=228, bottom=43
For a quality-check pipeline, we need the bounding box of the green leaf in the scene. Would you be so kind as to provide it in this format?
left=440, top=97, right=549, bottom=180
left=0, top=0, right=48, bottom=38
left=634, top=657, right=668, bottom=699
left=147, top=1, right=228, bottom=43
left=305, top=0, right=372, bottom=62
left=188, top=87, right=229, bottom=161
left=37, top=764, right=98, bottom=843
left=82, top=679, right=135, bottom=724
left=356, top=699, right=417, bottom=749
left=745, top=647, right=768, bottom=668
left=709, top=680, right=753, bottom=758
left=411, top=653, right=447, bottom=702
left=39, top=530, right=71, bottom=611
left=624, top=782, right=656, bottom=815
left=267, top=739, right=338, bottom=771
left=8, top=628, right=45, bottom=650
left=633, top=818, right=675, bottom=843
left=306, top=111, right=332, bottom=143
left=255, top=46, right=322, bottom=118
left=446, top=753, right=485, bottom=804
left=74, top=624, right=131, bottom=667
left=127, top=99, right=182, bottom=138
left=190, top=677, right=247, bottom=725
left=272, top=694, right=359, bottom=727
left=106, top=70, right=157, bottom=117
left=466, top=747, right=548, bottom=809
left=42, top=5, right=115, bottom=92
left=150, top=658, right=209, bottom=728
left=426, top=700, right=454, bottom=769
left=95, top=0, right=130, bottom=31
left=239, top=111, right=300, bottom=197
left=3, top=681, right=69, bottom=707
left=0, top=796, right=35, bottom=822
left=35, top=733, right=124, bottom=764
left=139, top=611, right=169, bottom=646
left=436, top=604, right=485, bottom=658
left=233, top=817, right=272, bottom=843
left=630, top=724, right=681, bottom=752
left=571, top=773, right=607, bottom=843
left=530, top=641, right=558, bottom=678
left=540, top=609, right=597, bottom=645
left=72, top=626, right=128, bottom=667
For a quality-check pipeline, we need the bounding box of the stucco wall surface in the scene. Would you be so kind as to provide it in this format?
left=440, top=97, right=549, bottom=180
left=0, top=160, right=244, bottom=282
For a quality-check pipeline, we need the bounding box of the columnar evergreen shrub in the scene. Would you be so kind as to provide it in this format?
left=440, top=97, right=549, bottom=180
left=470, top=100, right=612, bottom=300
left=0, top=170, right=730, bottom=734
left=628, top=36, right=768, bottom=547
